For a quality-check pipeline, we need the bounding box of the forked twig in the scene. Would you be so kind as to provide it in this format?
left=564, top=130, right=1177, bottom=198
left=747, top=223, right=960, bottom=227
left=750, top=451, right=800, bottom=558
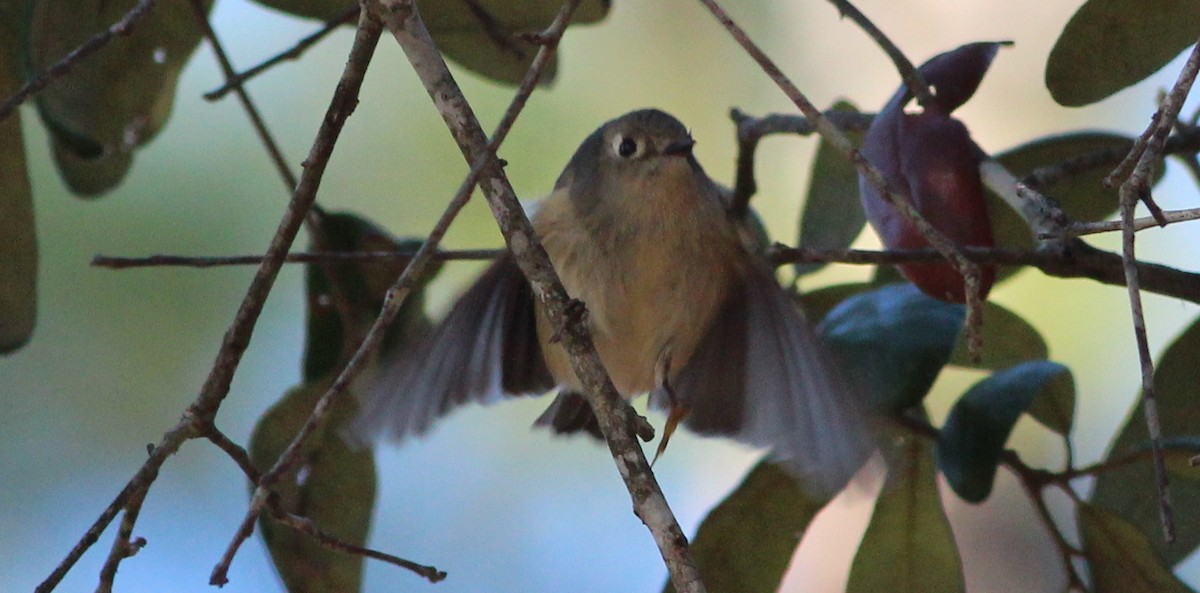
left=697, top=0, right=984, bottom=358
left=1108, top=38, right=1200, bottom=544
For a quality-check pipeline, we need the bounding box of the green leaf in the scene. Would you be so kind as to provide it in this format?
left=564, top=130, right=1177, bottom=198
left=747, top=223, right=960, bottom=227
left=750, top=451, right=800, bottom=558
left=937, top=360, right=1072, bottom=503
left=249, top=379, right=377, bottom=593
left=0, top=0, right=35, bottom=353
left=796, top=100, right=866, bottom=276
left=250, top=0, right=611, bottom=86
left=27, top=0, right=214, bottom=195
left=1046, top=0, right=1200, bottom=106
left=1078, top=503, right=1196, bottom=593
left=847, top=430, right=963, bottom=593
left=948, top=301, right=1048, bottom=370
left=303, top=212, right=431, bottom=381
left=1093, top=316, right=1200, bottom=565
left=819, top=283, right=964, bottom=414
left=666, top=461, right=826, bottom=593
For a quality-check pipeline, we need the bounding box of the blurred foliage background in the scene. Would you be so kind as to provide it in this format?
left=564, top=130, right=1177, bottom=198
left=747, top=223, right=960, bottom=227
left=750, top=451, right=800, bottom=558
left=3, top=0, right=1199, bottom=592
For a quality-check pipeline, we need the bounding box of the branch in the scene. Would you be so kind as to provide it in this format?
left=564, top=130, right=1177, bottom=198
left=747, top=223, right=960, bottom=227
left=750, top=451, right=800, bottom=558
left=90, top=248, right=501, bottom=269
left=1111, top=38, right=1200, bottom=545
left=729, top=108, right=874, bottom=212
left=0, top=0, right=158, bottom=121
left=697, top=0, right=984, bottom=360
left=825, top=0, right=934, bottom=107
left=368, top=1, right=707, bottom=591
left=205, top=3, right=360, bottom=101
left=207, top=9, right=384, bottom=585
left=265, top=496, right=447, bottom=582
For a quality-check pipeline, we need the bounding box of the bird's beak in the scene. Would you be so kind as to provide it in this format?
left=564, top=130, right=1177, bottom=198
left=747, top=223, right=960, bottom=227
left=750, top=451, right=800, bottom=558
left=663, top=137, right=696, bottom=157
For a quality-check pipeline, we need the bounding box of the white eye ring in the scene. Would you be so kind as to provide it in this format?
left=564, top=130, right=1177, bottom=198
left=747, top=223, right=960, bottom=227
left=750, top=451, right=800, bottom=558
left=613, top=135, right=639, bottom=158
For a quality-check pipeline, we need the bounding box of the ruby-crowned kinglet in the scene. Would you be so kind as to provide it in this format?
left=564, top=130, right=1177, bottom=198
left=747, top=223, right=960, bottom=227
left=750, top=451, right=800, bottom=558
left=354, top=109, right=872, bottom=495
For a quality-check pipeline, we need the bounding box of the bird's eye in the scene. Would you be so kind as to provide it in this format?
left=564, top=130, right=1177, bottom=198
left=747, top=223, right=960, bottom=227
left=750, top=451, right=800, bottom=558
left=617, top=136, right=639, bottom=158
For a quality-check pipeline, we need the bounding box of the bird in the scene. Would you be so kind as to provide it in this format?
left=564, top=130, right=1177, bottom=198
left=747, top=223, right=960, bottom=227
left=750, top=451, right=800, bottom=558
left=353, top=108, right=873, bottom=496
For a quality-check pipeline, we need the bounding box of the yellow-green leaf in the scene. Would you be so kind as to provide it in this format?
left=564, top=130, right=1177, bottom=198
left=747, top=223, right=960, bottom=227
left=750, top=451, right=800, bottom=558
left=1078, top=503, right=1196, bottom=593
left=796, top=100, right=867, bottom=277
left=27, top=0, right=213, bottom=196
left=249, top=380, right=377, bottom=593
left=0, top=0, right=35, bottom=353
left=666, top=462, right=827, bottom=593
left=848, top=431, right=963, bottom=593
left=1046, top=0, right=1200, bottom=107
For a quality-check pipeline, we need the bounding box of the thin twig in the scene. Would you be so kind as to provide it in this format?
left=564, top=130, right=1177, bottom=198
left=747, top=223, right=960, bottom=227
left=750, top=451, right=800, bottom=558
left=207, top=9, right=383, bottom=585
left=370, top=1, right=707, bottom=591
left=0, top=0, right=158, bottom=121
left=728, top=108, right=874, bottom=212
left=697, top=0, right=983, bottom=359
left=205, top=3, right=360, bottom=101
left=188, top=0, right=298, bottom=190
left=91, top=238, right=1200, bottom=305
left=825, top=0, right=933, bottom=107
left=1002, top=451, right=1088, bottom=591
left=91, top=249, right=500, bottom=269
left=1055, top=206, right=1200, bottom=238
left=266, top=500, right=447, bottom=582
left=202, top=424, right=262, bottom=482
left=1110, top=39, right=1200, bottom=545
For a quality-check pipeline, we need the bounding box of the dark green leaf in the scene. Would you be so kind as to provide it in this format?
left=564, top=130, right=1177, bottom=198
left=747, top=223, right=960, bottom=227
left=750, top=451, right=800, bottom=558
left=28, top=0, right=214, bottom=195
left=1078, top=503, right=1196, bottom=593
left=796, top=100, right=866, bottom=276
left=249, top=380, right=377, bottom=593
left=0, top=1, right=35, bottom=353
left=819, top=283, right=964, bottom=414
left=938, top=360, right=1071, bottom=503
left=304, top=212, right=431, bottom=381
left=847, top=430, right=963, bottom=593
left=250, top=0, right=611, bottom=86
left=666, top=461, right=826, bottom=593
left=948, top=301, right=1048, bottom=370
left=1046, top=0, right=1200, bottom=106
left=1093, top=316, right=1200, bottom=565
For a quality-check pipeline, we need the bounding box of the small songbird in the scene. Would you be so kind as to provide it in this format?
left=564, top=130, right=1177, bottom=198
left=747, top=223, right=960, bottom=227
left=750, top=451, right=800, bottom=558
left=354, top=109, right=872, bottom=495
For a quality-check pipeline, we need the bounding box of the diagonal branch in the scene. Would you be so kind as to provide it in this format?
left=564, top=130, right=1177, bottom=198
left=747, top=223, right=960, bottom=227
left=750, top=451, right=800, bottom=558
left=205, top=3, right=361, bottom=101
left=0, top=0, right=158, bottom=121
left=368, top=0, right=707, bottom=591
left=698, top=0, right=983, bottom=358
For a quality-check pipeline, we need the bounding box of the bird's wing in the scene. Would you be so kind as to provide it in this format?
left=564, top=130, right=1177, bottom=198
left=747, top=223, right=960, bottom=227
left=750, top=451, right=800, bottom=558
left=349, top=255, right=554, bottom=443
left=668, top=269, right=875, bottom=496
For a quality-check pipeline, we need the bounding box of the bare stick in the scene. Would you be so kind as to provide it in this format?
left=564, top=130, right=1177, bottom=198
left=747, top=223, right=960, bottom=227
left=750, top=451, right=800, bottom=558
left=0, top=0, right=158, bottom=121
left=205, top=3, right=361, bottom=101
left=213, top=0, right=592, bottom=584
left=825, top=0, right=934, bottom=107
left=1110, top=39, right=1200, bottom=544
left=1056, top=206, right=1200, bottom=237
left=91, top=248, right=500, bottom=269
left=207, top=9, right=384, bottom=585
left=728, top=108, right=874, bottom=212
left=369, top=1, right=707, bottom=590
left=266, top=501, right=447, bottom=582
left=188, top=0, right=298, bottom=190
left=697, top=0, right=983, bottom=358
